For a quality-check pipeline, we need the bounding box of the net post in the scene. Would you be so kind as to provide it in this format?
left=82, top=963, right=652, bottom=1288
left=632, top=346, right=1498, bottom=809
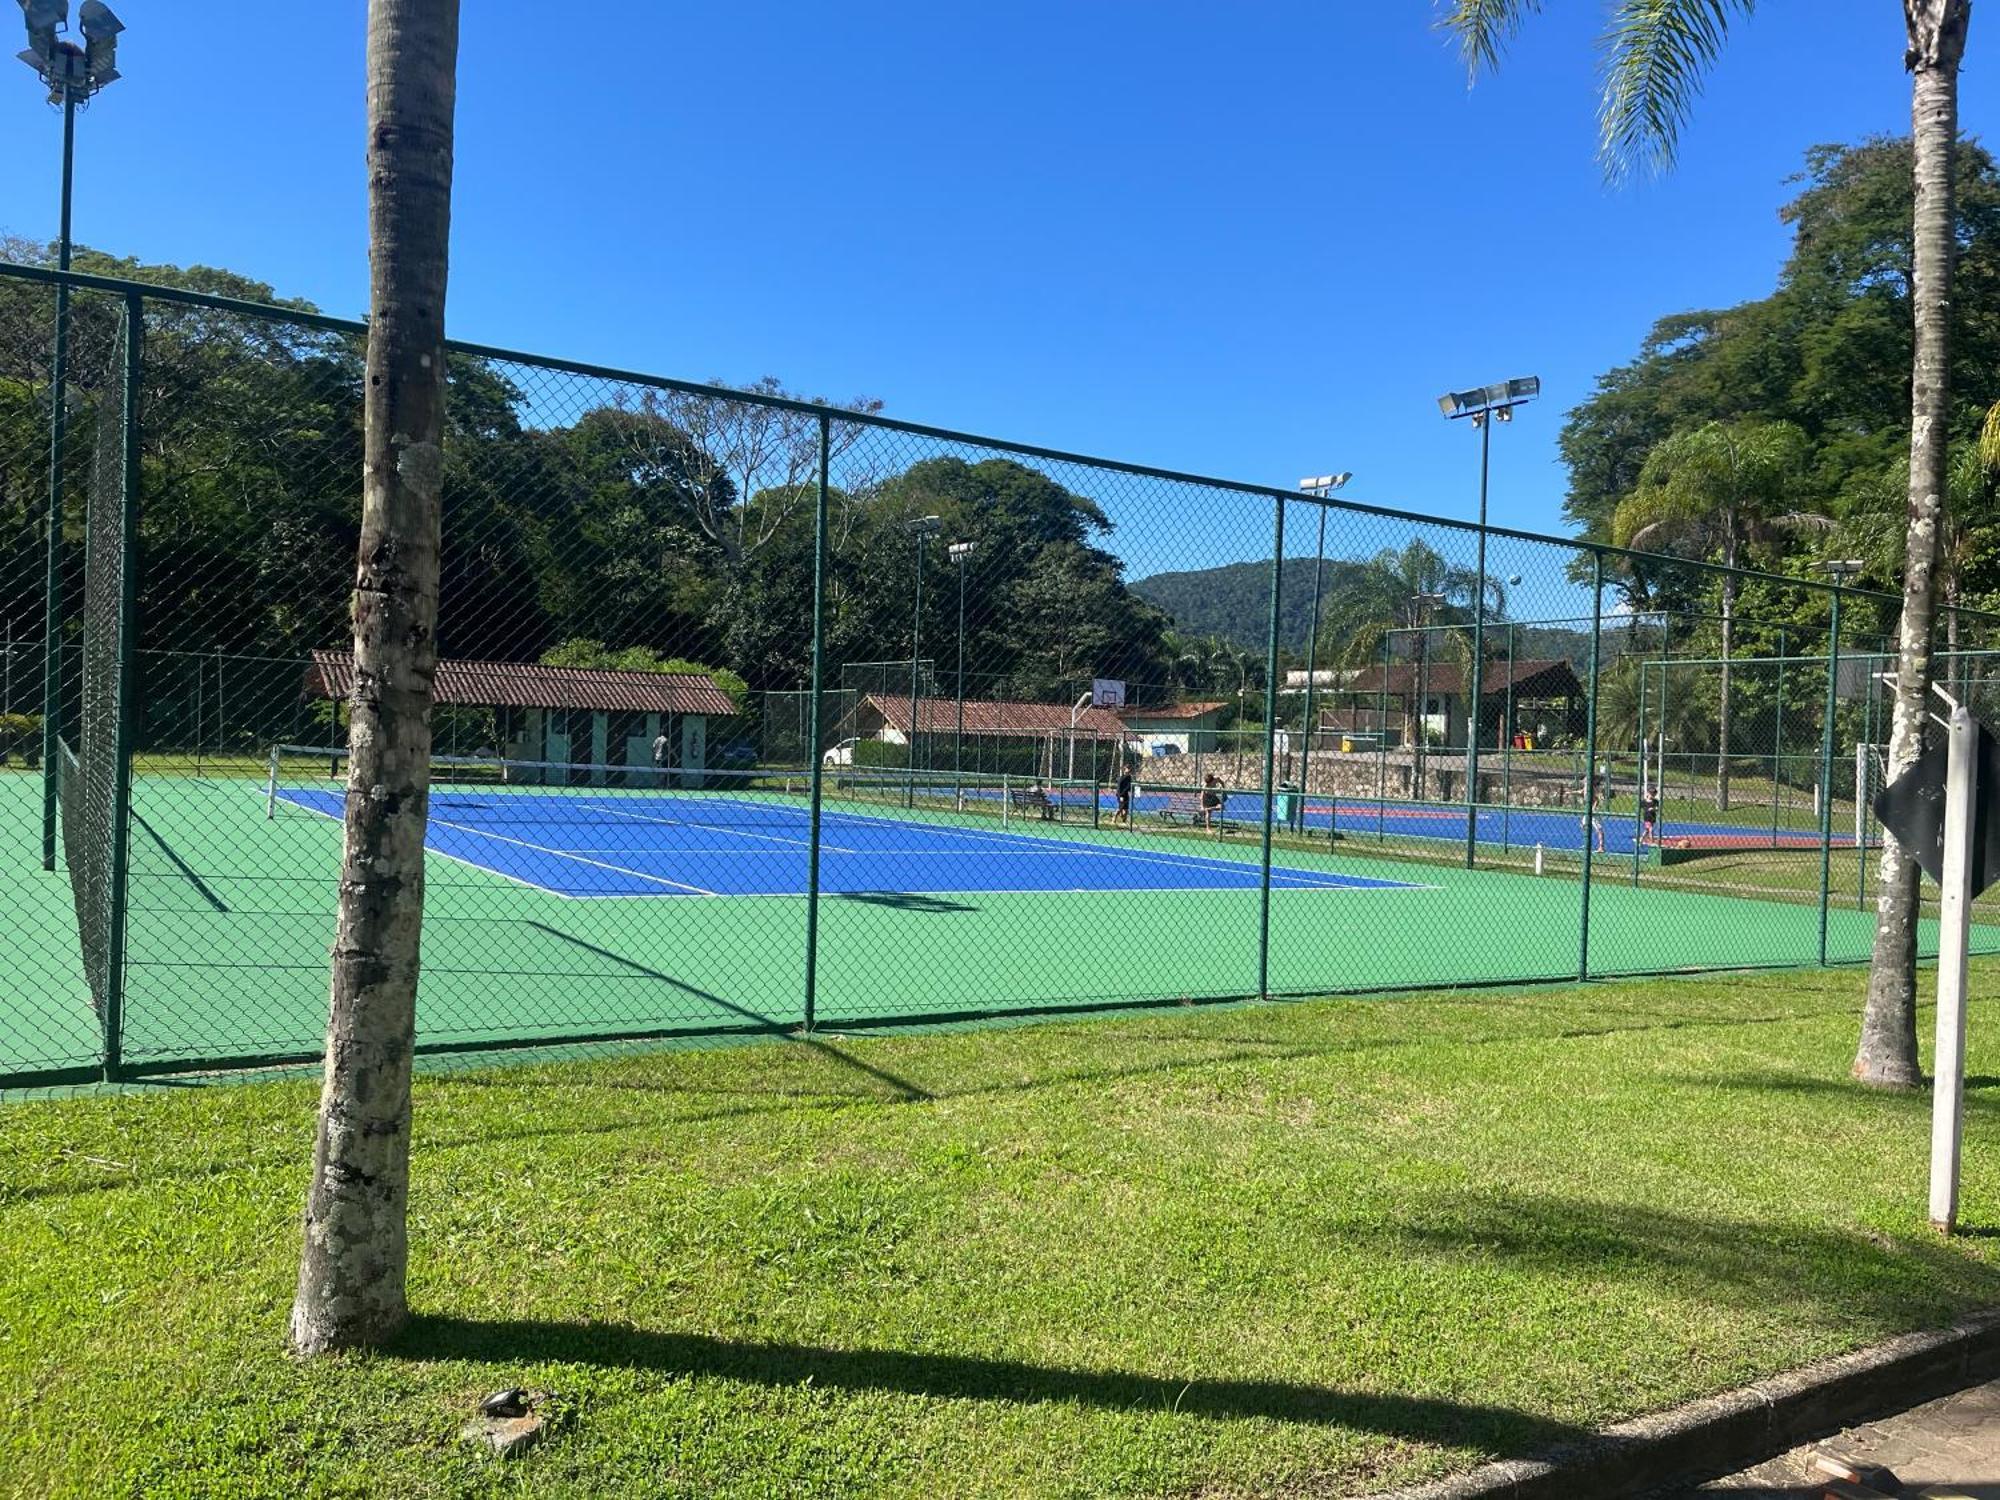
left=1256, top=494, right=1286, bottom=1000
left=1817, top=589, right=1843, bottom=964
left=100, top=292, right=143, bottom=1083
left=266, top=743, right=282, bottom=819
left=1578, top=552, right=1604, bottom=983
left=801, top=412, right=831, bottom=1034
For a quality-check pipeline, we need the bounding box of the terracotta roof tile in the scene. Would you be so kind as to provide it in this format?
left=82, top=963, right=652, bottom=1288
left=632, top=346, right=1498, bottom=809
left=307, top=651, right=738, bottom=717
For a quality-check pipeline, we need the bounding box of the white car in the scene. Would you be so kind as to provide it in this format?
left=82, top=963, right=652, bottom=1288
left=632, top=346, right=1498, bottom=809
left=822, top=737, right=859, bottom=766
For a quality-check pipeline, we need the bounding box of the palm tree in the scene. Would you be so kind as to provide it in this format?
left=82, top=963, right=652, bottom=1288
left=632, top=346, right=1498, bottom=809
left=1437, top=0, right=1973, bottom=1089
left=291, top=0, right=461, bottom=1357
left=1314, top=539, right=1504, bottom=768
left=1611, top=420, right=1820, bottom=810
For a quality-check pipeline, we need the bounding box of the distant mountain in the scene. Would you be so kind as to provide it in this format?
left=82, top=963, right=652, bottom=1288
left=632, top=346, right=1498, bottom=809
left=1131, top=558, right=1370, bottom=651
left=1132, top=558, right=1603, bottom=667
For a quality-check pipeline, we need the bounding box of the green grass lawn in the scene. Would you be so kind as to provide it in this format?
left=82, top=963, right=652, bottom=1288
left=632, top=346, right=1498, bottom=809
left=6, top=966, right=2000, bottom=1497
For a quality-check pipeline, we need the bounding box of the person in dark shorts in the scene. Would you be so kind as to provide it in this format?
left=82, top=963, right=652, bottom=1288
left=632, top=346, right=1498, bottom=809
left=1199, top=773, right=1225, bottom=834
left=1115, top=765, right=1135, bottom=826
left=1641, top=787, right=1660, bottom=845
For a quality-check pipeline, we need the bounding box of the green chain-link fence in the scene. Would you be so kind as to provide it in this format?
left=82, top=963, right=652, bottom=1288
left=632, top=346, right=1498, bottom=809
left=5, top=260, right=1999, bottom=1086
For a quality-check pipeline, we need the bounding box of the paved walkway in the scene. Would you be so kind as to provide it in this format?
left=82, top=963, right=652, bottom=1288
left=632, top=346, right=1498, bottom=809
left=1683, top=1376, right=2000, bottom=1497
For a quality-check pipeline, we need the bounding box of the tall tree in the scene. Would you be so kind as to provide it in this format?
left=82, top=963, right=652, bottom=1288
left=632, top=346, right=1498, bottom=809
left=1859, top=1, right=1974, bottom=1089
left=1435, top=0, right=1976, bottom=1088
left=1611, top=419, right=1819, bottom=809
left=291, top=0, right=460, bottom=1356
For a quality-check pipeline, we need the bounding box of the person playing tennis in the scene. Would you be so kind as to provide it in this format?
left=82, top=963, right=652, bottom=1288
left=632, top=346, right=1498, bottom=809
left=1115, top=765, right=1134, bottom=826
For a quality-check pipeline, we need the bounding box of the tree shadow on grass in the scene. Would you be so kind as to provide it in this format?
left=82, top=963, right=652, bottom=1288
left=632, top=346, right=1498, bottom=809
left=1375, top=1189, right=2000, bottom=1331
left=391, top=1314, right=1587, bottom=1456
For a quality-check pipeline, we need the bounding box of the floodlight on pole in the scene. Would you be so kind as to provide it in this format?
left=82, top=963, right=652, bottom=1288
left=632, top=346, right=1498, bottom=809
left=23, top=0, right=125, bottom=870
left=1818, top=559, right=1865, bottom=586
left=1439, top=374, right=1538, bottom=869
left=1296, top=472, right=1352, bottom=498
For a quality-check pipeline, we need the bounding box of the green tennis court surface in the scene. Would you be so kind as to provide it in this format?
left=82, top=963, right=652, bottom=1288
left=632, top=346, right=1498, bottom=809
left=2, top=765, right=1990, bottom=1082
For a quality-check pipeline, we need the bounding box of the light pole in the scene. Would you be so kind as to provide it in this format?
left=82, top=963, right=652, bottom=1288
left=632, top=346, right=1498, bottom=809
left=1438, top=375, right=1538, bottom=868
left=1409, top=591, right=1446, bottom=799
left=948, top=539, right=974, bottom=793
left=21, top=0, right=125, bottom=869
left=1296, top=473, right=1352, bottom=835
left=903, top=514, right=941, bottom=806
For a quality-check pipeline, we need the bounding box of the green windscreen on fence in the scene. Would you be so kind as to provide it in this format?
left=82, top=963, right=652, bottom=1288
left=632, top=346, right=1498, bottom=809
left=6, top=262, right=2000, bottom=1087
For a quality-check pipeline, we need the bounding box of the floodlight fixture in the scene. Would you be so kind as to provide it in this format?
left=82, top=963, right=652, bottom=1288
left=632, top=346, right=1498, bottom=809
left=16, top=0, right=120, bottom=101
left=947, top=540, right=976, bottom=563
left=1438, top=375, right=1540, bottom=425
left=1296, top=472, right=1352, bottom=497
left=1819, top=558, right=1866, bottom=585
left=906, top=513, right=942, bottom=534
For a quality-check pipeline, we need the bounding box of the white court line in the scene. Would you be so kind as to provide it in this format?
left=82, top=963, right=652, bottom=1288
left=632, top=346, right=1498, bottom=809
left=559, top=879, right=1438, bottom=900
left=582, top=800, right=860, bottom=854
left=770, top=803, right=1412, bottom=890
left=268, top=788, right=591, bottom=901
left=424, top=815, right=721, bottom=896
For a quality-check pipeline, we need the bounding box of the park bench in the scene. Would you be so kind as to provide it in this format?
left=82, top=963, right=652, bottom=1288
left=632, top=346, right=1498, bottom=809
left=1008, top=785, right=1055, bottom=819
left=1160, top=789, right=1229, bottom=828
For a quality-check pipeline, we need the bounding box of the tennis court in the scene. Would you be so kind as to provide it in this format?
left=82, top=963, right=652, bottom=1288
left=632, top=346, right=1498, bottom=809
left=273, top=774, right=1421, bottom=899
left=5, top=751, right=1974, bottom=1086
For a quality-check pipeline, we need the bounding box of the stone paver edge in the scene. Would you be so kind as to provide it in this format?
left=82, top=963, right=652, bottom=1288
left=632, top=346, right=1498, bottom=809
left=1363, top=1309, right=2000, bottom=1500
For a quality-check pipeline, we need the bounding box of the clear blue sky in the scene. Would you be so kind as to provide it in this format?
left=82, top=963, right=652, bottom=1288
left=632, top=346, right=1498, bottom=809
left=2, top=2, right=1987, bottom=571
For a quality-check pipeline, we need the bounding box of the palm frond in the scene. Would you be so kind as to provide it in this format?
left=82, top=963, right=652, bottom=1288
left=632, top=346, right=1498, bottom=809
left=1598, top=0, right=1754, bottom=178
left=1435, top=0, right=1543, bottom=79
left=1980, top=398, right=2000, bottom=476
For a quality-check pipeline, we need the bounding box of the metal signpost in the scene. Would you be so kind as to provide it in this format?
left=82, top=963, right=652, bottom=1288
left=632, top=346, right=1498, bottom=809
left=1873, top=683, right=2000, bottom=1234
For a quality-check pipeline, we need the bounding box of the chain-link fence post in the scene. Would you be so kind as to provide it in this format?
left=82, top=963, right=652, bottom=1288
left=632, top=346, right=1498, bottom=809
left=40, top=161, right=75, bottom=870
left=1256, top=493, right=1286, bottom=999
left=1465, top=511, right=1489, bottom=871
left=801, top=412, right=831, bottom=1033
left=1817, top=587, right=1844, bottom=965
left=1578, top=551, right=1604, bottom=982
left=99, top=292, right=144, bottom=1080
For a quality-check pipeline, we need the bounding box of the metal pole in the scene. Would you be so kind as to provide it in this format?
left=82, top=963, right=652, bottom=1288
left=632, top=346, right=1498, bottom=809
left=1257, top=494, right=1287, bottom=999
left=1929, top=696, right=1976, bottom=1233
left=195, top=649, right=205, bottom=776
left=1771, top=629, right=1785, bottom=848
left=1817, top=591, right=1842, bottom=965
left=101, top=292, right=143, bottom=1082
left=1502, top=622, right=1514, bottom=852
left=1578, top=552, right=1604, bottom=982
left=954, top=557, right=967, bottom=801
left=1376, top=632, right=1389, bottom=841
left=1299, top=504, right=1327, bottom=836
left=906, top=530, right=925, bottom=809
left=41, top=88, right=78, bottom=870
left=801, top=414, right=831, bottom=1032
left=1464, top=414, right=1491, bottom=867
left=1633, top=658, right=1646, bottom=887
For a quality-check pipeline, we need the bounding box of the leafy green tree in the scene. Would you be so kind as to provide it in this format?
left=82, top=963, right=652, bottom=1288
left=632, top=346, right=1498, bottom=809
left=539, top=637, right=748, bottom=709
left=1438, top=0, right=1977, bottom=1088
left=1611, top=420, right=1819, bottom=808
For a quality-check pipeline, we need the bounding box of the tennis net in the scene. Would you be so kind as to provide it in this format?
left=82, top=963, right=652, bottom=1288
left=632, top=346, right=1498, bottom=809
left=263, top=745, right=1109, bottom=829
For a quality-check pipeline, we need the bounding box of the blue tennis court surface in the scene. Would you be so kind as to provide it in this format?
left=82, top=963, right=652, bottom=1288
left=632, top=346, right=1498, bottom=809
left=275, top=785, right=1426, bottom=899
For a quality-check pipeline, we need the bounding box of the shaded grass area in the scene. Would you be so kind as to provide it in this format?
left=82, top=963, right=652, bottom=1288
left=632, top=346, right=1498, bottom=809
left=5, top=967, right=2000, bottom=1496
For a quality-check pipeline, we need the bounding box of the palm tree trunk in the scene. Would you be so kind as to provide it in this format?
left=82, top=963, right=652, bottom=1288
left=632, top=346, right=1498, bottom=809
left=1857, top=5, right=1968, bottom=1089
left=290, top=0, right=460, bottom=1355
left=1717, top=567, right=1735, bottom=812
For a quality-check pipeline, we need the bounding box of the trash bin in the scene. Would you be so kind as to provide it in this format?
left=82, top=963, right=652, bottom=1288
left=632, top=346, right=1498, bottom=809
left=1275, top=783, right=1299, bottom=824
